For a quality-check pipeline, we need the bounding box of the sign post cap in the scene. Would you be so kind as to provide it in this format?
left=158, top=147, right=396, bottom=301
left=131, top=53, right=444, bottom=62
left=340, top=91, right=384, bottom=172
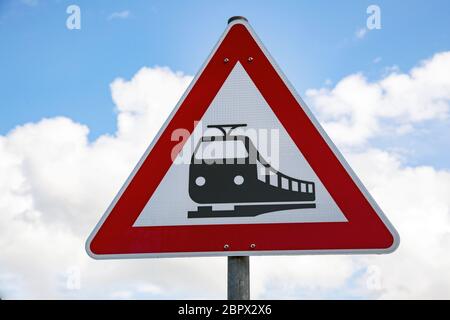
left=86, top=16, right=399, bottom=259
left=228, top=16, right=248, bottom=24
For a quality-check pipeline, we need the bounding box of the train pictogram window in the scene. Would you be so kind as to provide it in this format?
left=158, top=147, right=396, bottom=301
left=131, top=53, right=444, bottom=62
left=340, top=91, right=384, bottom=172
left=308, top=184, right=314, bottom=193
left=291, top=181, right=299, bottom=191
left=194, top=140, right=248, bottom=161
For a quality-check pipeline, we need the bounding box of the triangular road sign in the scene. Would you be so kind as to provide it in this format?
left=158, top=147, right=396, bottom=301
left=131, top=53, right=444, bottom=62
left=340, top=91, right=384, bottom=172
left=87, top=17, right=399, bottom=259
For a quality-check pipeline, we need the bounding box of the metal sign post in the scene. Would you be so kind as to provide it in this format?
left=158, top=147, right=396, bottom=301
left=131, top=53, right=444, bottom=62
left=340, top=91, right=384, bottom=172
left=228, top=256, right=250, bottom=300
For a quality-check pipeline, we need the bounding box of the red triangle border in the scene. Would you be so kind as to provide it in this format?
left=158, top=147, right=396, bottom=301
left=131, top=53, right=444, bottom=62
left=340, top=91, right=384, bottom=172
left=87, top=21, right=399, bottom=258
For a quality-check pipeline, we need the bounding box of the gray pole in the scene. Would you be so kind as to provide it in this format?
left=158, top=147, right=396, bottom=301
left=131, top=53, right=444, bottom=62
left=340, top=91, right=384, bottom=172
left=226, top=15, right=251, bottom=301
left=227, top=256, right=250, bottom=300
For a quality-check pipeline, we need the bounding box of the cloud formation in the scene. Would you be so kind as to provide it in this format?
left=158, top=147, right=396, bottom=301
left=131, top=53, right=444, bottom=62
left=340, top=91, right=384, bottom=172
left=1, top=52, right=450, bottom=298
left=306, top=51, right=450, bottom=146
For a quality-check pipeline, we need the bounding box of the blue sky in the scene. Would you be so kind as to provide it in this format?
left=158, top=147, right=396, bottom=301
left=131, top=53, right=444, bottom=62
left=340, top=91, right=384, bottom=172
left=1, top=0, right=449, bottom=143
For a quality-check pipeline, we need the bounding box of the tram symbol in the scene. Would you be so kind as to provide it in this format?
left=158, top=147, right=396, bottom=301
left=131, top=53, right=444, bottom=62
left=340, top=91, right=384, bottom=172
left=188, top=124, right=316, bottom=218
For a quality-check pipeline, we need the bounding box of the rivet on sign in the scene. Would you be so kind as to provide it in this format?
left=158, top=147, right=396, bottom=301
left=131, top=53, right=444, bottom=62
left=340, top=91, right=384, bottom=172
left=250, top=244, right=256, bottom=249
left=224, top=58, right=230, bottom=63
left=224, top=244, right=230, bottom=250
left=248, top=56, right=254, bottom=62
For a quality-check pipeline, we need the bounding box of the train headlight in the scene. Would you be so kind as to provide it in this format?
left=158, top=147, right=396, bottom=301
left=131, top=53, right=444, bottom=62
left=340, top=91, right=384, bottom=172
left=234, top=175, right=244, bottom=185
left=195, top=176, right=206, bottom=186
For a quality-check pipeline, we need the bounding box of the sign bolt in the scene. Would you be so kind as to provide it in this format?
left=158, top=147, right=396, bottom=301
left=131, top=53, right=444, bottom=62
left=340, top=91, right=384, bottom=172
left=250, top=244, right=256, bottom=249
left=224, top=57, right=230, bottom=63
left=224, top=244, right=230, bottom=250
left=248, top=56, right=254, bottom=62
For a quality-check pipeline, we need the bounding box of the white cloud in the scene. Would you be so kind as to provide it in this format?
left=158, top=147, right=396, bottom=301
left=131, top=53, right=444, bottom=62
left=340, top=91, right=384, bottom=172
left=373, top=57, right=382, bottom=64
left=1, top=53, right=450, bottom=299
left=355, top=27, right=367, bottom=39
left=252, top=255, right=357, bottom=299
left=0, top=67, right=217, bottom=299
left=306, top=51, right=450, bottom=147
left=107, top=10, right=130, bottom=21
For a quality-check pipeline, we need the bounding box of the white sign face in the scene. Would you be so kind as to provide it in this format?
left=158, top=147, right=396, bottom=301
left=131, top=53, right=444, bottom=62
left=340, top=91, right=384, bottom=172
left=134, top=63, right=347, bottom=227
